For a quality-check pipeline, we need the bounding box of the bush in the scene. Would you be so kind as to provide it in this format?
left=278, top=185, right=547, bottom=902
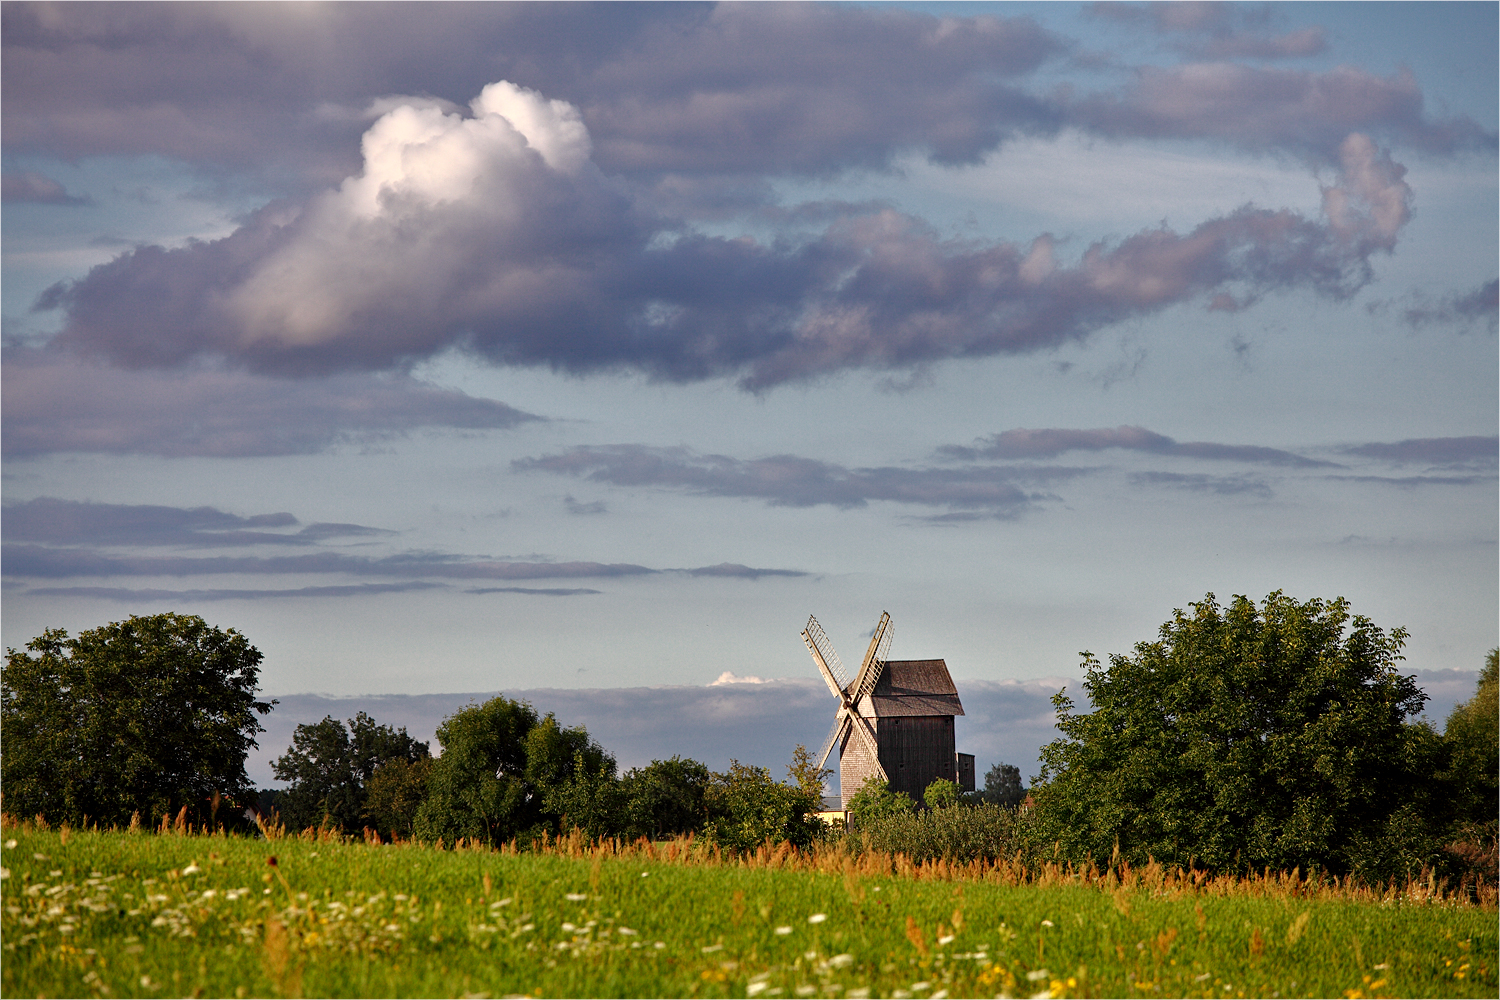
left=845, top=776, right=915, bottom=828
left=849, top=801, right=1033, bottom=865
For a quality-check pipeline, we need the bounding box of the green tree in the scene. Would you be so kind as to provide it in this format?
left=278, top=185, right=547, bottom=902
left=1034, top=592, right=1436, bottom=878
left=413, top=696, right=617, bottom=847
left=2, top=614, right=271, bottom=828
left=705, top=758, right=821, bottom=852
left=845, top=775, right=916, bottom=828
left=786, top=743, right=834, bottom=803
left=1443, top=649, right=1499, bottom=828
left=979, top=763, right=1025, bottom=808
left=270, top=712, right=429, bottom=833
left=364, top=756, right=433, bottom=840
left=923, top=777, right=961, bottom=809
left=621, top=756, right=713, bottom=840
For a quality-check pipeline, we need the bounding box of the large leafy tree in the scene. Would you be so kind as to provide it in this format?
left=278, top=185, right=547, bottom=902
left=978, top=763, right=1025, bottom=808
left=1035, top=592, right=1439, bottom=877
left=621, top=756, right=713, bottom=840
left=270, top=712, right=429, bottom=833
left=1441, top=649, right=1499, bottom=829
left=413, top=696, right=617, bottom=847
left=2, top=614, right=272, bottom=827
left=704, top=759, right=822, bottom=852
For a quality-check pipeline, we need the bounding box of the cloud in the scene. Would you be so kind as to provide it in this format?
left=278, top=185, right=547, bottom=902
left=2, top=497, right=389, bottom=548
left=1075, top=65, right=1489, bottom=157
left=2, top=170, right=91, bottom=205
left=1, top=352, right=540, bottom=457
left=34, top=83, right=1422, bottom=390
left=1379, top=279, right=1500, bottom=332
left=0, top=545, right=659, bottom=581
left=681, top=563, right=809, bottom=579
left=1, top=4, right=1067, bottom=183
left=711, top=672, right=768, bottom=685
left=1129, top=470, right=1274, bottom=498
left=939, top=425, right=1335, bottom=467
left=563, top=495, right=608, bottom=516
left=23, top=582, right=445, bottom=602
left=514, top=444, right=1081, bottom=516
left=1089, top=3, right=1326, bottom=61
left=464, top=587, right=602, bottom=597
left=1341, top=435, right=1499, bottom=467
left=1325, top=474, right=1495, bottom=489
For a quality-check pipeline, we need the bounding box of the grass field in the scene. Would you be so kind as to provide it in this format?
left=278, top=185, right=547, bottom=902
left=2, top=824, right=1493, bottom=999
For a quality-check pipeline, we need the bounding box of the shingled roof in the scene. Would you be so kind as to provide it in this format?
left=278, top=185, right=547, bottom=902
left=854, top=659, right=964, bottom=717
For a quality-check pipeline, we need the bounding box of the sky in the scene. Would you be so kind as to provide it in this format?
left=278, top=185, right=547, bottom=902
left=3, top=2, right=1496, bottom=790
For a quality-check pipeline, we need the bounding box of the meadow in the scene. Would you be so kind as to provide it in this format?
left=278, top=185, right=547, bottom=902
left=2, top=822, right=1492, bottom=1000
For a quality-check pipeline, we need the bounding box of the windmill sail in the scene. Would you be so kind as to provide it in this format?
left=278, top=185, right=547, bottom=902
left=803, top=616, right=850, bottom=691
left=851, top=612, right=893, bottom=703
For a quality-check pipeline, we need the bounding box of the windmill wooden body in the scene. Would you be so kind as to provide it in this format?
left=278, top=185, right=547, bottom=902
left=802, top=612, right=974, bottom=810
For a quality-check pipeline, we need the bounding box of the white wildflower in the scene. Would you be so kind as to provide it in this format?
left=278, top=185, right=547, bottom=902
left=565, top=892, right=587, bottom=901
left=775, top=926, right=793, bottom=935
left=1025, top=970, right=1049, bottom=982
left=807, top=913, right=827, bottom=924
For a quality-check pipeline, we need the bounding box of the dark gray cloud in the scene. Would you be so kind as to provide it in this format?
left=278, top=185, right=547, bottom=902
left=1325, top=474, right=1495, bottom=489
left=1, top=545, right=658, bottom=581
left=2, top=497, right=388, bottom=548
left=24, top=582, right=445, bottom=602
left=6, top=4, right=1483, bottom=185
left=939, top=425, right=1335, bottom=467
left=8, top=5, right=1487, bottom=393
left=563, top=495, right=608, bottom=516
left=0, top=3, right=1066, bottom=184
left=1089, top=3, right=1327, bottom=61
left=1, top=352, right=541, bottom=457
left=1129, top=470, right=1274, bottom=498
left=32, top=121, right=1420, bottom=389
left=465, top=586, right=602, bottom=597
left=3, top=540, right=806, bottom=586
left=514, top=444, right=1083, bottom=515
left=1341, top=435, right=1499, bottom=467
left=1073, top=64, right=1489, bottom=157
left=2, top=170, right=91, bottom=205
left=1388, top=279, right=1499, bottom=332
left=681, top=563, right=808, bottom=580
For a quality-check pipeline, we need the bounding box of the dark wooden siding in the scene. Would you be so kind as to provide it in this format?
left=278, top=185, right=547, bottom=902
left=877, top=715, right=956, bottom=802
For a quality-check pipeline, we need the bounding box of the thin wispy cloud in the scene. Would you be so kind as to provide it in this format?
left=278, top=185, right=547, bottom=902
left=1340, top=435, right=1499, bottom=467
left=2, top=170, right=91, bottom=205
left=514, top=444, right=1081, bottom=516
left=2, top=497, right=390, bottom=548
left=939, top=425, right=1335, bottom=467
left=24, top=582, right=446, bottom=602
left=1, top=353, right=541, bottom=458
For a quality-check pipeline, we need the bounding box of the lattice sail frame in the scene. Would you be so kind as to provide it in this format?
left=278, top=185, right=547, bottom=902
left=804, top=612, right=893, bottom=781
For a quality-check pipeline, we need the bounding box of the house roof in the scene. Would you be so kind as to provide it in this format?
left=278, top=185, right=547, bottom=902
left=854, top=659, right=964, bottom=717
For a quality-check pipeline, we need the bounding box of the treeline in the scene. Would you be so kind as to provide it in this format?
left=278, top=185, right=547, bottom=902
left=262, top=696, right=828, bottom=853
left=4, top=595, right=1497, bottom=891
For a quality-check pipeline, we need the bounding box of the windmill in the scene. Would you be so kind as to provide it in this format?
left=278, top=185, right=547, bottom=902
left=802, top=611, right=971, bottom=810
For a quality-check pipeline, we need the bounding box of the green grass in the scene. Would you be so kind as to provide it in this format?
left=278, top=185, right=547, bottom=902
left=2, top=827, right=1493, bottom=999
